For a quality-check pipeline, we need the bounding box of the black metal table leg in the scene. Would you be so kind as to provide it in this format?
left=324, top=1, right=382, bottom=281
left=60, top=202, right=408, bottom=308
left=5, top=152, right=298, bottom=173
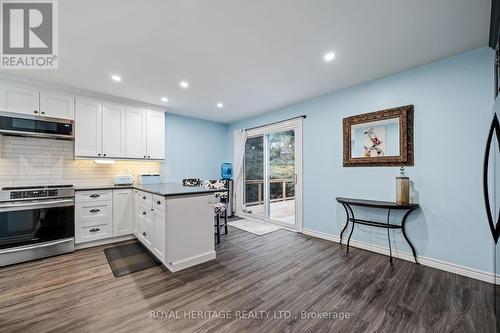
left=346, top=204, right=355, bottom=253
left=339, top=203, right=350, bottom=244
left=386, top=209, right=393, bottom=265
left=401, top=209, right=418, bottom=264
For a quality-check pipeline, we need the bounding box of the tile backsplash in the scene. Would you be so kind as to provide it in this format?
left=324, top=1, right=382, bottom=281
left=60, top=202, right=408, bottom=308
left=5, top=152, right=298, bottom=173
left=0, top=136, right=161, bottom=187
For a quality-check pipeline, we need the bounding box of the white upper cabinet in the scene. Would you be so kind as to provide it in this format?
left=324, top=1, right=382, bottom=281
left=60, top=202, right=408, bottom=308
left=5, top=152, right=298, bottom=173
left=102, top=102, right=126, bottom=158
left=0, top=83, right=39, bottom=116
left=146, top=110, right=165, bottom=159
left=125, top=106, right=147, bottom=158
left=39, top=91, right=75, bottom=120
left=75, top=98, right=102, bottom=157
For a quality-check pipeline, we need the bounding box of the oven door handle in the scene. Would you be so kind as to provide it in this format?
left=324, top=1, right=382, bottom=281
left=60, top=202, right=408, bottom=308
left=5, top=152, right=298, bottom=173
left=0, top=238, right=74, bottom=254
left=0, top=199, right=74, bottom=211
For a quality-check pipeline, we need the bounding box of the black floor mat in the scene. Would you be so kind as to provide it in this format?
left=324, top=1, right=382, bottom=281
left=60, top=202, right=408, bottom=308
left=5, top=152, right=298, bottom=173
left=103, top=242, right=159, bottom=277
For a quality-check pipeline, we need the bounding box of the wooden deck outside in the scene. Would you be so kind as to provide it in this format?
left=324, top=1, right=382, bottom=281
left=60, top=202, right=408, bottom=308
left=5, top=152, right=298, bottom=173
left=245, top=199, right=295, bottom=224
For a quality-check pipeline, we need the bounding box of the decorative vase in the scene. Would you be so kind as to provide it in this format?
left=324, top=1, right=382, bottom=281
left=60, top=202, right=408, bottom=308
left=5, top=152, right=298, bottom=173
left=396, top=167, right=410, bottom=204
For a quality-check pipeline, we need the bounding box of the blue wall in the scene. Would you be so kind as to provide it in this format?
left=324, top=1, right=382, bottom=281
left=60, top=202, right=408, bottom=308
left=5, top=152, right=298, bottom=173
left=228, top=47, right=495, bottom=273
left=163, top=113, right=229, bottom=183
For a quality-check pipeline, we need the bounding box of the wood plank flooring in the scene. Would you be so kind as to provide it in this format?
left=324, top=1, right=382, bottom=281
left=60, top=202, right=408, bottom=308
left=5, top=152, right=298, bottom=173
left=0, top=227, right=496, bottom=332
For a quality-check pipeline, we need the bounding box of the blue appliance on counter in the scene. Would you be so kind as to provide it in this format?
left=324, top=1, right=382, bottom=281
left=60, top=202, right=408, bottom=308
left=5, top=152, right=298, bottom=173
left=221, top=163, right=232, bottom=179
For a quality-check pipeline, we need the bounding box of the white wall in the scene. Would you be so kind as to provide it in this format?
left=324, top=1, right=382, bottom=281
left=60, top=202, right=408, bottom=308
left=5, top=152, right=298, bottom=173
left=228, top=47, right=496, bottom=276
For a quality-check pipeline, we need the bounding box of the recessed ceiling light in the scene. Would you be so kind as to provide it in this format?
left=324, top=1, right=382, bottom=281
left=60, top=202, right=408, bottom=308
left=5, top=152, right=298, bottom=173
left=323, top=52, right=336, bottom=62
left=161, top=97, right=168, bottom=102
left=217, top=103, right=224, bottom=108
left=180, top=81, right=189, bottom=88
left=111, top=74, right=122, bottom=82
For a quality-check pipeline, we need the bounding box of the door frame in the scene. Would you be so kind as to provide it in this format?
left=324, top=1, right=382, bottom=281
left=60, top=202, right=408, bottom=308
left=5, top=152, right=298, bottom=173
left=241, top=118, right=303, bottom=232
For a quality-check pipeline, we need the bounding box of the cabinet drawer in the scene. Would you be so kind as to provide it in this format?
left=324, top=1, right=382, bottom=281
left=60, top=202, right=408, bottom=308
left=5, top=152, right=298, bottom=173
left=135, top=190, right=152, bottom=205
left=137, top=203, right=153, bottom=223
left=76, top=221, right=112, bottom=243
left=137, top=216, right=153, bottom=248
left=153, top=195, right=165, bottom=211
left=76, top=202, right=112, bottom=223
left=76, top=190, right=112, bottom=203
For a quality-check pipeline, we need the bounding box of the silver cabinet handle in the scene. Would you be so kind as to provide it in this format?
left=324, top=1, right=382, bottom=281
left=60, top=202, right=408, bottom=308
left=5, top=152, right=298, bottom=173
left=89, top=228, right=100, bottom=233
left=89, top=209, right=100, bottom=213
left=89, top=194, right=100, bottom=198
left=142, top=196, right=146, bottom=200
left=142, top=211, right=147, bottom=215
left=142, top=232, right=147, bottom=237
left=156, top=200, right=161, bottom=205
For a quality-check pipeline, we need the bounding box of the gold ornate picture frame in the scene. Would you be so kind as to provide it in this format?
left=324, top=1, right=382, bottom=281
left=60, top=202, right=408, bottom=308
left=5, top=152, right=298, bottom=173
left=343, top=105, right=414, bottom=167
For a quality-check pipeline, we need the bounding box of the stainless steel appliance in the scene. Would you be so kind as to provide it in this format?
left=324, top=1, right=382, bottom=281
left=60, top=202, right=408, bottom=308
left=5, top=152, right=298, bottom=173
left=139, top=173, right=160, bottom=185
left=0, top=185, right=75, bottom=267
left=0, top=111, right=73, bottom=140
left=489, top=5, right=500, bottom=329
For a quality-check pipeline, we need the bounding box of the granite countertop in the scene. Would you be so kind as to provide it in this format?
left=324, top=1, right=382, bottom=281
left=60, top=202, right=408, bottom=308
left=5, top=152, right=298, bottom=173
left=74, top=184, right=134, bottom=191
left=75, top=183, right=225, bottom=197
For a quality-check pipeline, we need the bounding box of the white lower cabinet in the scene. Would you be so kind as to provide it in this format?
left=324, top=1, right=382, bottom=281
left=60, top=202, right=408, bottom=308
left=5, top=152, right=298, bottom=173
left=75, top=189, right=134, bottom=244
left=112, top=189, right=134, bottom=237
left=153, top=209, right=166, bottom=262
left=134, top=190, right=165, bottom=261
left=133, top=190, right=215, bottom=272
left=75, top=191, right=113, bottom=244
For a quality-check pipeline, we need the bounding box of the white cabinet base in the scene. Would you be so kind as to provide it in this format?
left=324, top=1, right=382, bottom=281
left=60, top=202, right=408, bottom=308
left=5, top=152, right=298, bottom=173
left=164, top=251, right=216, bottom=272
left=133, top=191, right=216, bottom=272
left=75, top=234, right=135, bottom=250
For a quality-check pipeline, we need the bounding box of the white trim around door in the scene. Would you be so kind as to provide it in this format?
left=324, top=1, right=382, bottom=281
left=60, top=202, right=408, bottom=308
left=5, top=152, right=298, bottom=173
left=239, top=118, right=303, bottom=232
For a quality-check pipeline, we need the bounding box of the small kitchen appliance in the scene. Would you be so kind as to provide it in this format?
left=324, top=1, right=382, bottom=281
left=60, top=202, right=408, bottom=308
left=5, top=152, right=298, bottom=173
left=139, top=173, right=161, bottom=185
left=114, top=175, right=133, bottom=186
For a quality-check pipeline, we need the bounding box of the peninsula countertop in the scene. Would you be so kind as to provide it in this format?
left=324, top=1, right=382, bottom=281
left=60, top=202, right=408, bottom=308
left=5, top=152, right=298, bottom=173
left=75, top=182, right=225, bottom=197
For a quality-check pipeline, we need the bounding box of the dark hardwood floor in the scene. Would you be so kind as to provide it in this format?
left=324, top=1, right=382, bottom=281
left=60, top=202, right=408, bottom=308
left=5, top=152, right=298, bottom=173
left=0, top=227, right=496, bottom=332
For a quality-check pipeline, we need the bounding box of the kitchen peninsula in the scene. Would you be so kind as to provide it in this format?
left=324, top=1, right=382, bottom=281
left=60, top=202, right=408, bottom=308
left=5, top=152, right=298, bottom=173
left=75, top=183, right=222, bottom=272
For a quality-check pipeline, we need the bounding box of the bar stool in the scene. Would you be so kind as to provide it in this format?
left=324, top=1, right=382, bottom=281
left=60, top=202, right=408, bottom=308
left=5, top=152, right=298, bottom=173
left=205, top=179, right=229, bottom=244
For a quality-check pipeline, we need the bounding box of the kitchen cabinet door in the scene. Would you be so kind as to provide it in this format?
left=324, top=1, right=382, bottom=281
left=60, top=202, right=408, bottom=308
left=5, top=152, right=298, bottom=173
left=146, top=110, right=165, bottom=159
left=125, top=106, right=147, bottom=158
left=39, top=91, right=75, bottom=120
left=102, top=102, right=126, bottom=158
left=153, top=208, right=166, bottom=262
left=0, top=82, right=39, bottom=116
left=113, top=189, right=134, bottom=237
left=75, top=98, right=102, bottom=157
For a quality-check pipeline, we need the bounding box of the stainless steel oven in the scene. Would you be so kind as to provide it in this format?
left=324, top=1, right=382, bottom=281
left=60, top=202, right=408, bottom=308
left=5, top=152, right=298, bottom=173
left=0, top=185, right=75, bottom=267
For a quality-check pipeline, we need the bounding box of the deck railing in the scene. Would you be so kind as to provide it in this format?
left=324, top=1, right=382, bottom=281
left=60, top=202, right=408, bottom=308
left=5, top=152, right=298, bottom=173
left=245, top=179, right=295, bottom=205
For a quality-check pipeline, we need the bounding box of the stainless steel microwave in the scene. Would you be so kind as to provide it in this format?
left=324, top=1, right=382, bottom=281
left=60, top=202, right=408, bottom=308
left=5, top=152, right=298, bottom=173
left=0, top=111, right=73, bottom=140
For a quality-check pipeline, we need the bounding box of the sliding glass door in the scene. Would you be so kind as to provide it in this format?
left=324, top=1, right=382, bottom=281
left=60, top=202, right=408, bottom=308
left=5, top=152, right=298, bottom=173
left=268, top=130, right=296, bottom=224
left=244, top=135, right=265, bottom=219
left=243, top=119, right=302, bottom=230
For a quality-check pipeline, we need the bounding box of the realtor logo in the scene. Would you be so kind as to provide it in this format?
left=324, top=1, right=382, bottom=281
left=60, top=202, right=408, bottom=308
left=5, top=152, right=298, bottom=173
left=0, top=0, right=58, bottom=69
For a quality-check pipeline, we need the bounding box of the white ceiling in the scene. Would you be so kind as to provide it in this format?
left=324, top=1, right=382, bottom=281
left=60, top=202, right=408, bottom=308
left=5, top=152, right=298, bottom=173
left=6, top=0, right=491, bottom=123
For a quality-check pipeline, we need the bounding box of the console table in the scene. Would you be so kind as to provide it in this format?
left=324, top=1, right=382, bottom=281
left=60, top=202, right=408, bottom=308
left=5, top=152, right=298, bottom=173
left=336, top=197, right=420, bottom=264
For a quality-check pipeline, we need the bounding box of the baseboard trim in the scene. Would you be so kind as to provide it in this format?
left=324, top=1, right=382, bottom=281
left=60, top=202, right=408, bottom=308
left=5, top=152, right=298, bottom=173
left=75, top=235, right=136, bottom=250
left=302, top=228, right=500, bottom=285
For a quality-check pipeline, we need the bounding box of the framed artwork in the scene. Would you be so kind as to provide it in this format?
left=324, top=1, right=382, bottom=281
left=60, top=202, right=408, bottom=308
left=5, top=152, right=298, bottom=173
left=343, top=105, right=414, bottom=167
